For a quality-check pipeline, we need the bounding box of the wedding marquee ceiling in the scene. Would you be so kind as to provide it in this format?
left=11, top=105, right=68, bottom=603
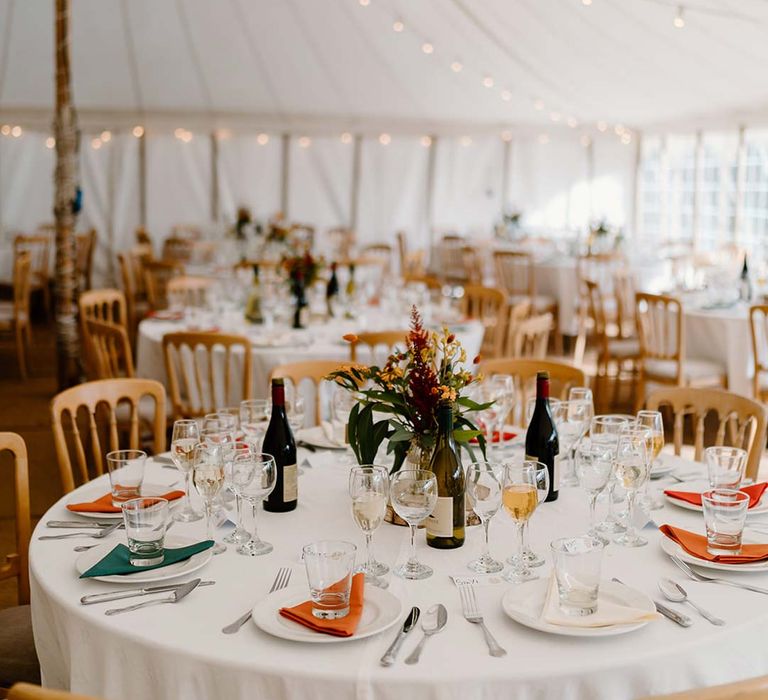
left=1, top=0, right=768, bottom=134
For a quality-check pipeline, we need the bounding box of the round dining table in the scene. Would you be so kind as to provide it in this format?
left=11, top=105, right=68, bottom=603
left=30, top=448, right=768, bottom=700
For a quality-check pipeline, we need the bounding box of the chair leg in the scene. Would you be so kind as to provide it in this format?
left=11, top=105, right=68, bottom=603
left=15, top=323, right=27, bottom=379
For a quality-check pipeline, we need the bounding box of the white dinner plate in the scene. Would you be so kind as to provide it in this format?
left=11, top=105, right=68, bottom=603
left=649, top=461, right=675, bottom=480
left=501, top=579, right=655, bottom=638
left=251, top=584, right=402, bottom=643
left=663, top=483, right=768, bottom=515
left=66, top=483, right=183, bottom=520
left=296, top=426, right=348, bottom=451
left=75, top=536, right=213, bottom=584
left=660, top=534, right=768, bottom=572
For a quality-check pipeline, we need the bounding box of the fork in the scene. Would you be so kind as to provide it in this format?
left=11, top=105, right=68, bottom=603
left=670, top=556, right=768, bottom=595
left=457, top=584, right=506, bottom=657
left=221, top=566, right=292, bottom=634
left=39, top=521, right=122, bottom=541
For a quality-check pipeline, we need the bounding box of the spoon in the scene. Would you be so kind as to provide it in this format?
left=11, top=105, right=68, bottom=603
left=657, top=578, right=725, bottom=626
left=405, top=604, right=448, bottom=664
left=74, top=544, right=99, bottom=552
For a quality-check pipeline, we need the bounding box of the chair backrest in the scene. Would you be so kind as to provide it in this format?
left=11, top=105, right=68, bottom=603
left=500, top=298, right=532, bottom=356
left=163, top=332, right=252, bottom=418
left=270, top=360, right=347, bottom=423
left=166, top=276, right=213, bottom=309
left=144, top=260, right=184, bottom=310
left=582, top=278, right=608, bottom=348
left=0, top=432, right=31, bottom=605
left=576, top=251, right=623, bottom=296
left=637, top=674, right=768, bottom=700
left=509, top=312, right=553, bottom=358
left=402, top=273, right=441, bottom=290
left=51, top=378, right=166, bottom=493
left=613, top=268, right=637, bottom=338
left=493, top=250, right=534, bottom=298
left=79, top=288, right=127, bottom=327
left=75, top=228, right=97, bottom=291
left=12, top=251, right=32, bottom=321
left=135, top=227, right=152, bottom=246
left=396, top=231, right=407, bottom=271
left=749, top=304, right=768, bottom=399
left=84, top=318, right=135, bottom=379
left=13, top=234, right=50, bottom=282
left=349, top=330, right=407, bottom=363
left=162, top=236, right=194, bottom=262
left=646, top=387, right=767, bottom=480
left=635, top=292, right=683, bottom=372
left=461, top=284, right=507, bottom=358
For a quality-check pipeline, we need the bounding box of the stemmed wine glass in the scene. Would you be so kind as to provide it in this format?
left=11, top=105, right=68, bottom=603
left=349, top=465, right=389, bottom=584
left=560, top=387, right=594, bottom=486
left=636, top=410, right=665, bottom=509
left=465, top=462, right=504, bottom=573
left=240, top=399, right=271, bottom=451
left=192, top=442, right=227, bottom=554
left=552, top=399, right=591, bottom=489
left=170, top=419, right=203, bottom=522
left=502, top=460, right=549, bottom=583
left=284, top=384, right=306, bottom=433
left=485, top=375, right=516, bottom=456
left=574, top=439, right=615, bottom=540
left=222, top=441, right=253, bottom=545
left=235, top=451, right=277, bottom=556
left=215, top=407, right=242, bottom=440
left=614, top=427, right=651, bottom=547
left=390, top=470, right=438, bottom=580
left=590, top=414, right=633, bottom=534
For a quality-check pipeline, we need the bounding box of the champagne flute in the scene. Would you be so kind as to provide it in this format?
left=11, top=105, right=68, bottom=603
left=465, top=462, right=504, bottom=573
left=349, top=465, right=389, bottom=583
left=235, top=451, right=277, bottom=556
left=561, top=387, right=594, bottom=486
left=170, top=419, right=203, bottom=522
left=240, top=399, right=271, bottom=451
left=192, top=442, right=226, bottom=554
left=613, top=428, right=651, bottom=547
left=222, top=441, right=253, bottom=544
left=390, top=470, right=438, bottom=580
left=590, top=414, right=633, bottom=534
left=575, top=439, right=614, bottom=540
left=636, top=410, right=665, bottom=509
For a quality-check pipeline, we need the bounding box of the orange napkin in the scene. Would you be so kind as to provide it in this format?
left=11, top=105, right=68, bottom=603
left=664, top=482, right=768, bottom=509
left=279, top=573, right=364, bottom=637
left=66, top=490, right=185, bottom=514
left=659, top=524, right=768, bottom=564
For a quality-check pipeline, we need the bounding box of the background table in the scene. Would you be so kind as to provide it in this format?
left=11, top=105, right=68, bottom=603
left=31, top=450, right=768, bottom=700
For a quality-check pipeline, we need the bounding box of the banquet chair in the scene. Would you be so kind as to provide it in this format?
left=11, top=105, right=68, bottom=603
left=0, top=252, right=32, bottom=379
left=508, top=312, right=553, bottom=359
left=51, top=378, right=167, bottom=493
left=13, top=234, right=51, bottom=318
left=749, top=304, right=768, bottom=402
left=166, top=276, right=213, bottom=309
left=163, top=332, right=252, bottom=419
left=402, top=273, right=441, bottom=291
left=349, top=331, right=407, bottom=363
left=135, top=227, right=153, bottom=247
left=8, top=684, right=103, bottom=700
left=461, top=285, right=507, bottom=358
left=79, top=289, right=129, bottom=377
left=635, top=293, right=726, bottom=412
left=171, top=224, right=203, bottom=240
left=83, top=319, right=134, bottom=380
left=270, top=360, right=347, bottom=424
left=0, top=433, right=39, bottom=692
left=144, top=260, right=184, bottom=311
left=499, top=299, right=532, bottom=357
left=75, top=228, right=97, bottom=291
left=613, top=268, right=638, bottom=340
left=117, top=246, right=152, bottom=338
left=646, top=387, right=766, bottom=481
left=639, top=674, right=768, bottom=699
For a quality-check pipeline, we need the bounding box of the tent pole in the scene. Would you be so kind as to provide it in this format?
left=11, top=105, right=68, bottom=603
left=500, top=138, right=511, bottom=218
left=692, top=130, right=702, bottom=251
left=280, top=133, right=290, bottom=218
left=425, top=135, right=437, bottom=251
left=631, top=133, right=642, bottom=241
left=138, top=130, right=146, bottom=229
left=210, top=132, right=219, bottom=222
left=349, top=135, right=361, bottom=234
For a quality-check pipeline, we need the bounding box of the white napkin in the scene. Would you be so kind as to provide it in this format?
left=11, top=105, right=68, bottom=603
left=541, top=576, right=659, bottom=628
left=320, top=421, right=347, bottom=448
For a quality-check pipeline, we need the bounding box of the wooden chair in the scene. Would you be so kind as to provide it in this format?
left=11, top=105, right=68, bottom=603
left=13, top=234, right=51, bottom=317
left=646, top=387, right=766, bottom=481
left=270, top=360, right=347, bottom=424
left=348, top=330, right=407, bottom=363
left=117, top=245, right=152, bottom=338
left=613, top=268, right=638, bottom=339
left=749, top=304, right=768, bottom=402
left=0, top=434, right=38, bottom=693
left=163, top=332, right=252, bottom=419
left=79, top=289, right=129, bottom=376
left=461, top=284, right=507, bottom=358
left=51, top=378, right=166, bottom=493
left=0, top=252, right=32, bottom=378
left=639, top=675, right=768, bottom=699
left=84, top=319, right=134, bottom=379
left=166, top=276, right=213, bottom=309
left=135, top=227, right=152, bottom=246
left=499, top=298, right=532, bottom=357
left=171, top=224, right=203, bottom=240
left=635, top=292, right=726, bottom=411
left=162, top=236, right=194, bottom=262
left=403, top=273, right=441, bottom=291
left=75, top=228, right=97, bottom=291
left=508, top=313, right=553, bottom=359
left=144, top=260, right=184, bottom=311
left=8, top=684, right=103, bottom=700
left=360, top=244, right=393, bottom=275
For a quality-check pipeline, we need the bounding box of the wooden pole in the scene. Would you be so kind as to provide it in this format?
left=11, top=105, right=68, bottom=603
left=53, top=0, right=81, bottom=387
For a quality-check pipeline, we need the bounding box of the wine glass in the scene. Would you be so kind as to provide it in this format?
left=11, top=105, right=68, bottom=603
left=590, top=414, right=633, bottom=534
left=331, top=386, right=357, bottom=444
left=561, top=387, right=594, bottom=486
left=202, top=412, right=237, bottom=436
left=349, top=465, right=389, bottom=583
left=465, top=462, right=504, bottom=573
left=284, top=385, right=306, bottom=433
left=192, top=442, right=227, bottom=554
left=215, top=407, right=242, bottom=440
left=390, top=470, right=438, bottom=580
left=636, top=410, right=665, bottom=509
left=613, top=427, right=651, bottom=547
left=502, top=460, right=549, bottom=583
left=235, top=451, right=277, bottom=556
left=170, top=419, right=203, bottom=522
left=575, top=439, right=614, bottom=540
left=486, top=375, right=516, bottom=456
left=222, top=441, right=253, bottom=544
left=526, top=397, right=560, bottom=425
left=240, top=399, right=271, bottom=450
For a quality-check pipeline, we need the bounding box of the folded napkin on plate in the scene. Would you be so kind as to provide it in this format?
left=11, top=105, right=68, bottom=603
left=664, top=482, right=768, bottom=509
left=470, top=431, right=517, bottom=444
left=67, top=490, right=185, bottom=514
left=319, top=421, right=346, bottom=448
left=80, top=540, right=214, bottom=578
left=278, top=573, right=364, bottom=637
left=542, top=575, right=659, bottom=628
left=659, top=524, right=768, bottom=564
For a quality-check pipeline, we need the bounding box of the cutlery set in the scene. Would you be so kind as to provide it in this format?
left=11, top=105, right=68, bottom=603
left=80, top=579, right=215, bottom=615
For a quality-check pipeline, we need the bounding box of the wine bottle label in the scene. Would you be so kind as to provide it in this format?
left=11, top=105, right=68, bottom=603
left=426, top=496, right=453, bottom=538
left=283, top=463, right=298, bottom=502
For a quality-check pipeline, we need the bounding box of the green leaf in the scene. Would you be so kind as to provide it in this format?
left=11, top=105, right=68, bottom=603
left=452, top=429, right=481, bottom=443
left=347, top=402, right=361, bottom=464
left=389, top=427, right=415, bottom=443
left=390, top=442, right=408, bottom=475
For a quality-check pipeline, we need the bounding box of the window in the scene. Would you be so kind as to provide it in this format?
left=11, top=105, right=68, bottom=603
left=741, top=129, right=768, bottom=253
left=698, top=133, right=738, bottom=251
left=638, top=136, right=663, bottom=242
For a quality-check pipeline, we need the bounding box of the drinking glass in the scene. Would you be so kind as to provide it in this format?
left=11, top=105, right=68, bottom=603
left=465, top=462, right=504, bottom=573
left=478, top=376, right=516, bottom=456
left=574, top=440, right=614, bottom=539
left=202, top=412, right=238, bottom=436
left=590, top=414, right=633, bottom=534
left=170, top=420, right=203, bottom=522
left=636, top=410, right=664, bottom=467
left=550, top=535, right=605, bottom=616
left=303, top=540, right=357, bottom=619
left=240, top=399, right=271, bottom=450
left=331, top=387, right=357, bottom=444
left=390, top=470, right=438, bottom=580
left=122, top=497, right=169, bottom=566
left=503, top=460, right=549, bottom=583
left=215, top=407, right=242, bottom=439
left=106, top=449, right=146, bottom=507
left=561, top=388, right=594, bottom=486
left=526, top=397, right=561, bottom=425
left=192, top=442, right=227, bottom=554
left=201, top=419, right=237, bottom=513
left=702, top=488, right=750, bottom=554
left=349, top=465, right=389, bottom=581
left=552, top=400, right=590, bottom=489
left=222, top=441, right=254, bottom=544
left=235, top=451, right=277, bottom=556
left=705, top=446, right=747, bottom=490
left=613, top=429, right=650, bottom=547
left=285, top=385, right=306, bottom=433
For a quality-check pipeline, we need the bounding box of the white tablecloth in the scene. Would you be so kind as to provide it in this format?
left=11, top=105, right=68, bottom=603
left=31, top=451, right=768, bottom=699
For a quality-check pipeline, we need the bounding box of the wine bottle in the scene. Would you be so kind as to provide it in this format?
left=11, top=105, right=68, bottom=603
left=292, top=270, right=307, bottom=330
left=326, top=261, right=340, bottom=317
left=244, top=264, right=263, bottom=324
left=345, top=263, right=356, bottom=299
left=426, top=402, right=465, bottom=549
left=525, top=371, right=559, bottom=502
left=263, top=378, right=298, bottom=512
left=740, top=254, right=752, bottom=302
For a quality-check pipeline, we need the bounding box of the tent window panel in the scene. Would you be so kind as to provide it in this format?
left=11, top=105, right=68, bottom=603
left=662, top=136, right=696, bottom=244
left=698, top=133, right=738, bottom=252
left=638, top=137, right=663, bottom=242
left=742, top=130, right=768, bottom=254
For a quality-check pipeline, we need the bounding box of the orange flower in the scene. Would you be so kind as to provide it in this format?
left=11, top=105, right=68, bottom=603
left=473, top=354, right=482, bottom=365
left=447, top=333, right=456, bottom=343
left=342, top=333, right=359, bottom=343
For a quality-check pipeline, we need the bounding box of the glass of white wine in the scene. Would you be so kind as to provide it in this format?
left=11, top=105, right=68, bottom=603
left=349, top=465, right=389, bottom=584
left=613, top=428, right=651, bottom=547
left=636, top=410, right=664, bottom=467
left=465, top=461, right=504, bottom=573
left=170, top=419, right=203, bottom=522
left=193, top=442, right=227, bottom=554
left=390, top=470, right=438, bottom=580
left=235, top=451, right=277, bottom=556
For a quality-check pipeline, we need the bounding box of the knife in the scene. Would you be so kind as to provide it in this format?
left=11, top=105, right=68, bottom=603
left=81, top=580, right=215, bottom=605
left=654, top=601, right=693, bottom=627
left=48, top=521, right=123, bottom=529
left=105, top=578, right=202, bottom=615
left=380, top=606, right=420, bottom=666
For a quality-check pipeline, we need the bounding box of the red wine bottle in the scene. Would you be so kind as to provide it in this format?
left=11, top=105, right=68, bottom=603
left=263, top=378, right=298, bottom=512
left=525, top=371, right=559, bottom=502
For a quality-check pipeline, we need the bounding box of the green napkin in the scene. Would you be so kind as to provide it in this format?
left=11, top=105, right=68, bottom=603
left=80, top=540, right=214, bottom=578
